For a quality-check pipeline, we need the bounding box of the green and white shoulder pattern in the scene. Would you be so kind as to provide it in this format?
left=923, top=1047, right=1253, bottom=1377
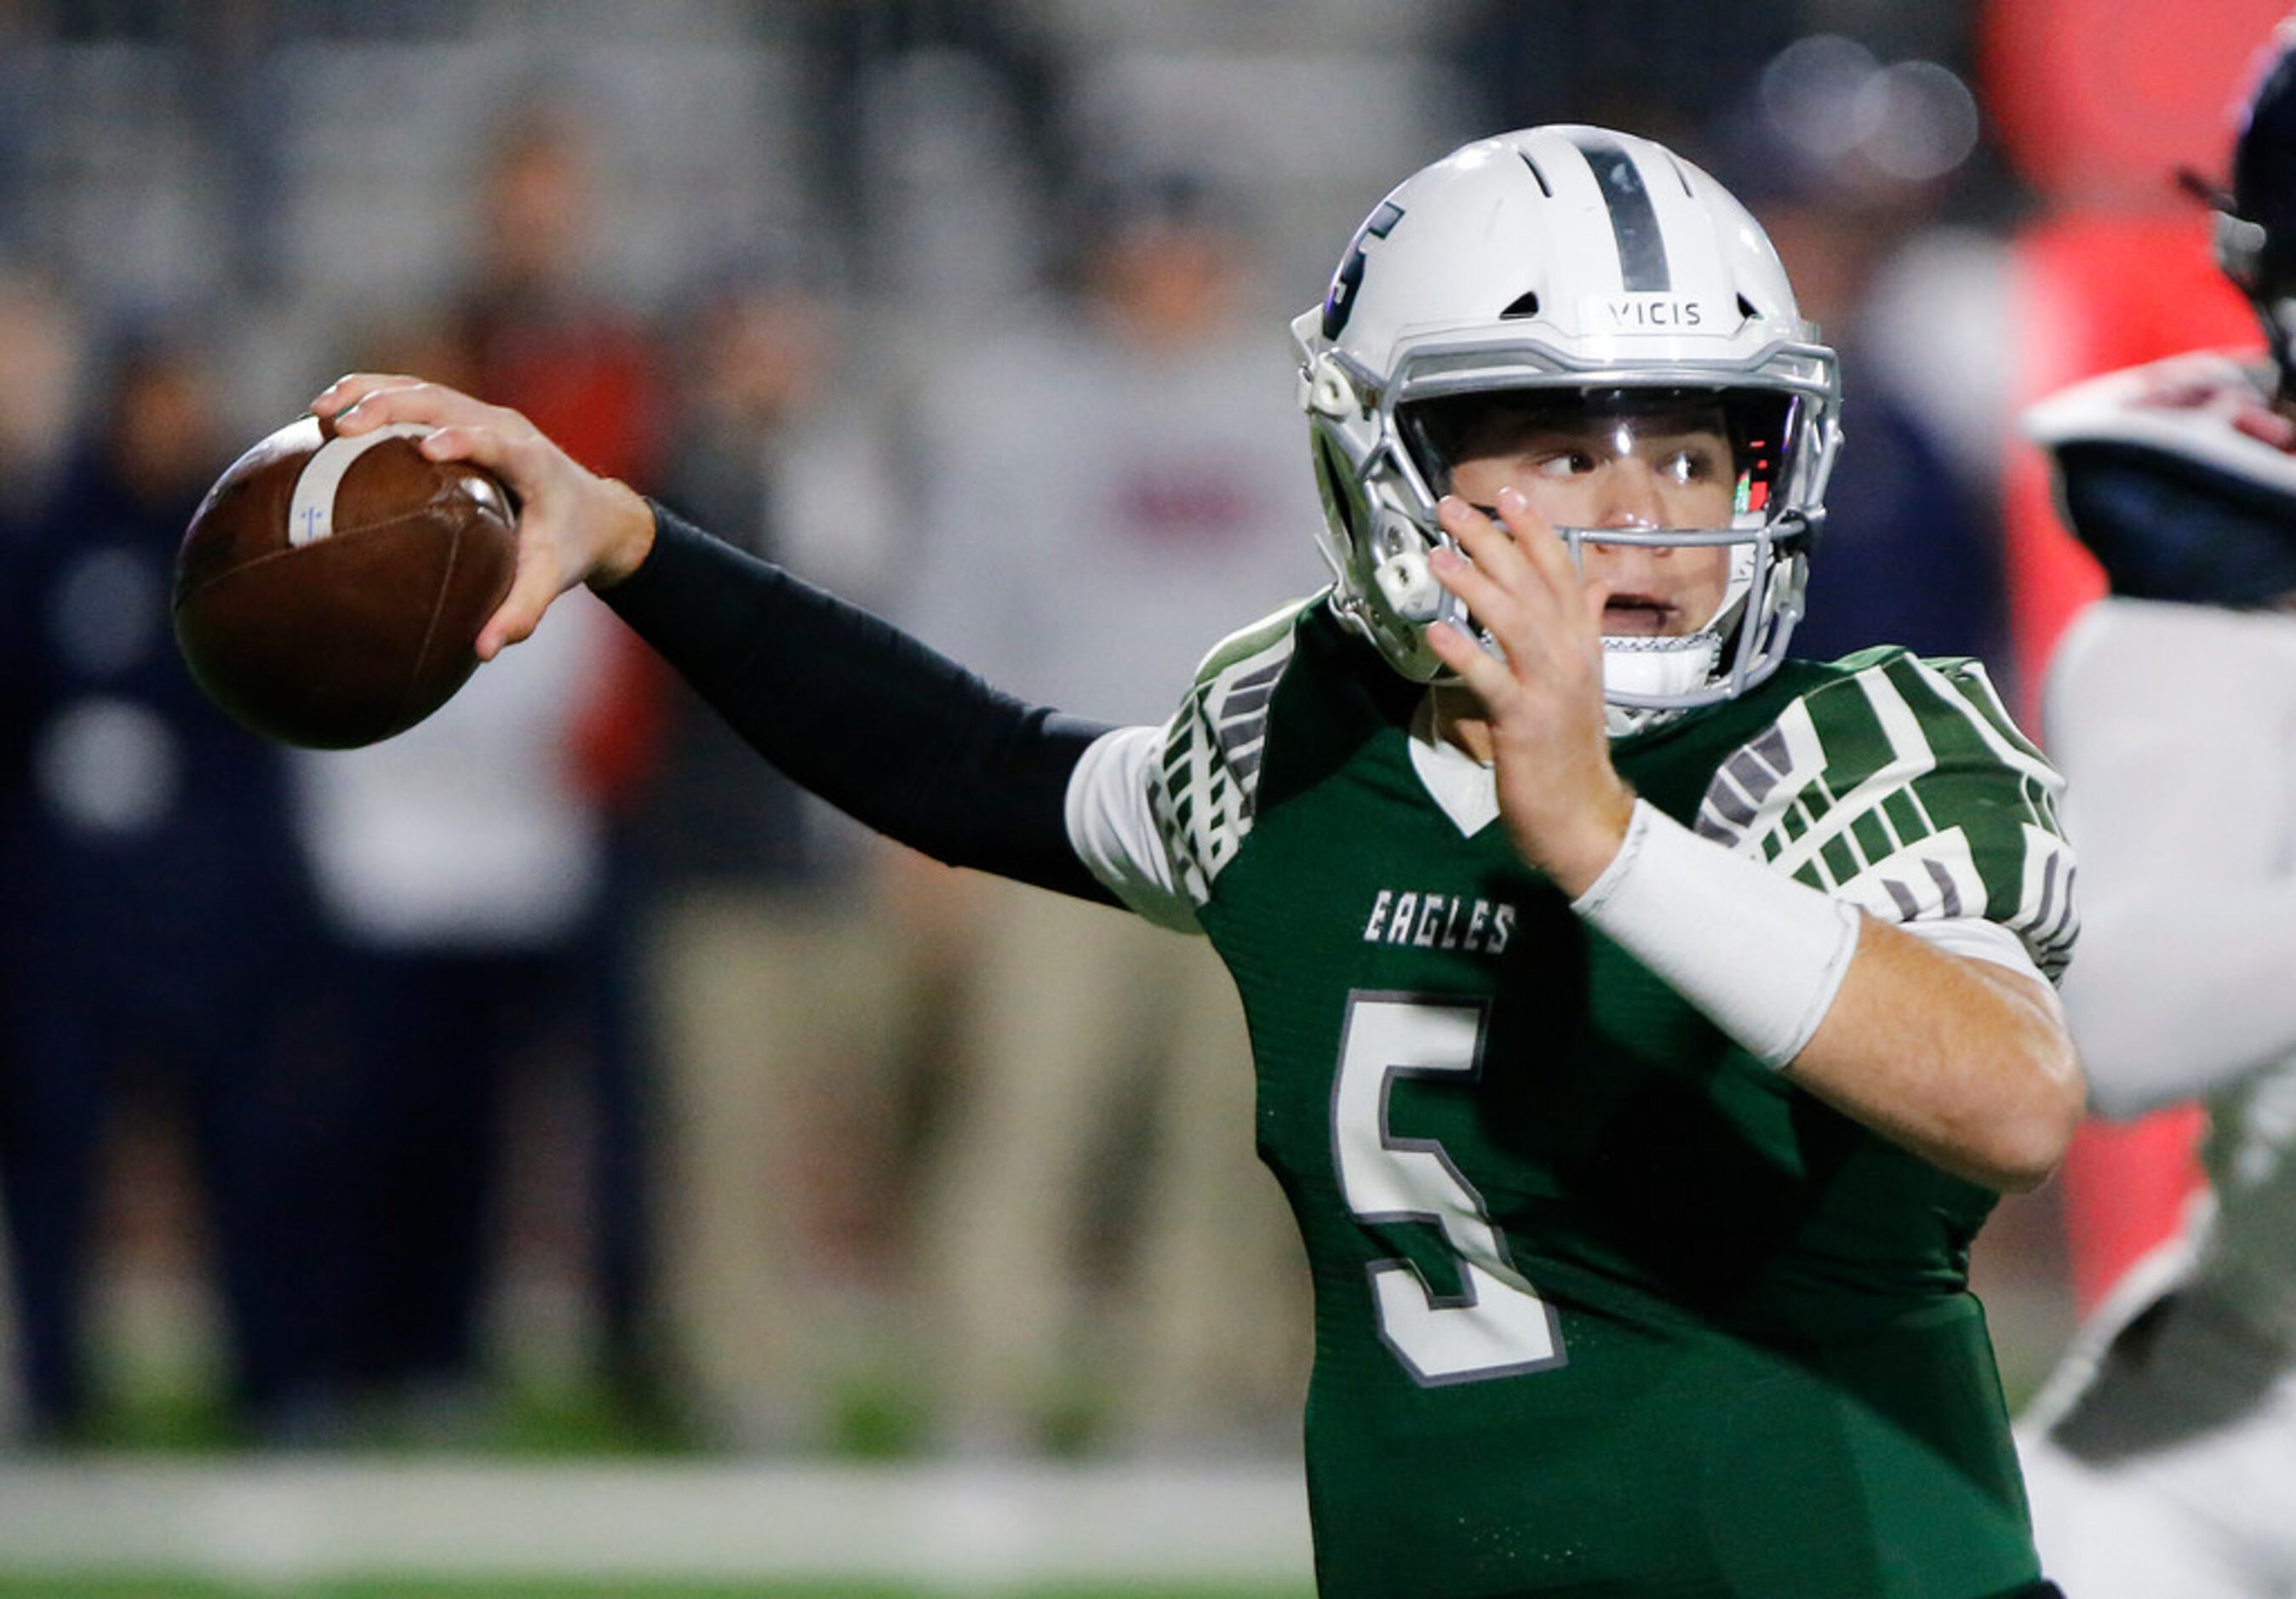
left=1692, top=650, right=2077, bottom=980
left=1062, top=597, right=1313, bottom=931
left=1148, top=599, right=1314, bottom=906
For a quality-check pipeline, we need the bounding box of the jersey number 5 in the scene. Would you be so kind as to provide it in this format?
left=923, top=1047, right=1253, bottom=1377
left=1332, top=992, right=1565, bottom=1384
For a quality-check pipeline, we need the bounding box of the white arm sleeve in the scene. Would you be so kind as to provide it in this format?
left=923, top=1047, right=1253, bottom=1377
left=2047, top=600, right=2296, bottom=1118
left=1063, top=725, right=1203, bottom=935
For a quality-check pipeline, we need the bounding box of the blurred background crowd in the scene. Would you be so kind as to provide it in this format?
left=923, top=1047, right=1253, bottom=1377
left=0, top=0, right=2279, bottom=1470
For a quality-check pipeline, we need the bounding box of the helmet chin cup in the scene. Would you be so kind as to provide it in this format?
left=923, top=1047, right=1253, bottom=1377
left=1602, top=631, right=1722, bottom=696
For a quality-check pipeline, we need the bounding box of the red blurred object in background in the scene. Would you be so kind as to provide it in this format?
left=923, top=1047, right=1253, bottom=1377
left=1984, top=0, right=2293, bottom=207
left=1984, top=0, right=2287, bottom=1315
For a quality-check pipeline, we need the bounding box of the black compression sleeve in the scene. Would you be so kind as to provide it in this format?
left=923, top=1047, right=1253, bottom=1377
left=600, top=503, right=1121, bottom=906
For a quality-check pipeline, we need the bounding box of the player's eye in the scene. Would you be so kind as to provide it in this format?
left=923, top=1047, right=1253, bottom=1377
left=1660, top=446, right=1721, bottom=484
left=1536, top=450, right=1594, bottom=479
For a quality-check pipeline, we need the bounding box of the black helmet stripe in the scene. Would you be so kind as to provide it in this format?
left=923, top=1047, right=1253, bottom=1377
left=1566, top=130, right=1671, bottom=292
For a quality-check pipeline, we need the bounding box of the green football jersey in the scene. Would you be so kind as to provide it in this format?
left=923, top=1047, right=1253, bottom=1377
left=1137, top=599, right=2075, bottom=1598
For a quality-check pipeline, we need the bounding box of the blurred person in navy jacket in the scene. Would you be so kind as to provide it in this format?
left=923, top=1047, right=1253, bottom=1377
left=0, top=333, right=345, bottom=1441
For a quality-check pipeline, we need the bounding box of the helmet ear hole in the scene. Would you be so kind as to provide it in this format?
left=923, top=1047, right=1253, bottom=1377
left=1502, top=291, right=1541, bottom=319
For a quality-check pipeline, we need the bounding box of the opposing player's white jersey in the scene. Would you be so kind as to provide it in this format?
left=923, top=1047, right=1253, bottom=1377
left=2047, top=597, right=2296, bottom=1327
left=2021, top=595, right=2296, bottom=1596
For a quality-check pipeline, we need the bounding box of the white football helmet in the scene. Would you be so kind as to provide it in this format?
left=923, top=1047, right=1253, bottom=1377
left=1295, top=124, right=1843, bottom=731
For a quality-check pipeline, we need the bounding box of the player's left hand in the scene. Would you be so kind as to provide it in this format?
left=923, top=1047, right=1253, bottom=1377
left=1425, top=488, right=1637, bottom=897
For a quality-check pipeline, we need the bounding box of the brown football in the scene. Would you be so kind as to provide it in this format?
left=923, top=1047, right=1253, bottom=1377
left=172, top=416, right=518, bottom=749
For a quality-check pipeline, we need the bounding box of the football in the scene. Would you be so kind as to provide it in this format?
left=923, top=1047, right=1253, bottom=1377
left=172, top=415, right=518, bottom=749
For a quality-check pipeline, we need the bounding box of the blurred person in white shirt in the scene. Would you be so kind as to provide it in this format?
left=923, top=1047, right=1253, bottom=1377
left=896, top=167, right=1324, bottom=1453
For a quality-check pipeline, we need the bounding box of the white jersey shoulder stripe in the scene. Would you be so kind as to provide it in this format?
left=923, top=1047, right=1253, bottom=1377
left=1149, top=608, right=1308, bottom=908
left=1063, top=599, right=1314, bottom=926
left=1066, top=725, right=1201, bottom=934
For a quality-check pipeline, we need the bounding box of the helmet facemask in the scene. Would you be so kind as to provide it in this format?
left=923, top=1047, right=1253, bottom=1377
left=1408, top=386, right=1818, bottom=731
left=1303, top=334, right=1835, bottom=731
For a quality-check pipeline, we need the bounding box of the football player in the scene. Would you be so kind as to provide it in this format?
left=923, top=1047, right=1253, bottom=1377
left=2014, top=22, right=2296, bottom=1598
left=313, top=124, right=2081, bottom=1597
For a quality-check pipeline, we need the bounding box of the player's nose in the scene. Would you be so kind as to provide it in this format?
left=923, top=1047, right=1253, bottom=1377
left=1589, top=460, right=1666, bottom=532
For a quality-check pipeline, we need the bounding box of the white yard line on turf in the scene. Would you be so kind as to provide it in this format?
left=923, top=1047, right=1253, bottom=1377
left=0, top=1458, right=1314, bottom=1589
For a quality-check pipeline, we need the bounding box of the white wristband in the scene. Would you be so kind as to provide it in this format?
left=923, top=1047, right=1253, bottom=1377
left=1570, top=800, right=1862, bottom=1069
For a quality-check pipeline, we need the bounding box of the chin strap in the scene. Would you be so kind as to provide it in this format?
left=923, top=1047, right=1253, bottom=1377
left=1592, top=531, right=1752, bottom=735
left=1600, top=634, right=1718, bottom=736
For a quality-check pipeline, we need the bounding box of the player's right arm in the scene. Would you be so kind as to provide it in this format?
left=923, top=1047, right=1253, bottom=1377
left=2020, top=353, right=2296, bottom=1118
left=313, top=374, right=657, bottom=655
left=309, top=372, right=1157, bottom=908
